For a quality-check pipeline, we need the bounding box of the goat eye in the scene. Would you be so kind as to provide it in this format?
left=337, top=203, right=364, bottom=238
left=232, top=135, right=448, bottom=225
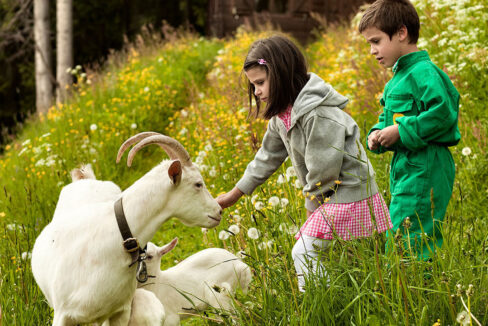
left=195, top=182, right=203, bottom=188
left=147, top=255, right=153, bottom=260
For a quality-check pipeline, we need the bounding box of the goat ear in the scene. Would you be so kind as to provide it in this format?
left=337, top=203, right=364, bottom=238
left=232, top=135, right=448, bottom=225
left=168, top=160, right=182, bottom=185
left=159, top=237, right=178, bottom=256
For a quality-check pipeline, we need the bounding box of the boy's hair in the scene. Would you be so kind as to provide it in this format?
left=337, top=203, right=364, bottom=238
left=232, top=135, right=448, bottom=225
left=358, top=0, right=420, bottom=44
left=243, top=35, right=308, bottom=119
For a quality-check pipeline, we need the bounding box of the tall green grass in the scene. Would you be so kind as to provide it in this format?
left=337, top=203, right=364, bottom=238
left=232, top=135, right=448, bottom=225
left=1, top=0, right=487, bottom=324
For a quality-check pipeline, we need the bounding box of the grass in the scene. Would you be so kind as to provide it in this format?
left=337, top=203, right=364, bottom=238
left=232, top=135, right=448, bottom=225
left=1, top=0, right=487, bottom=324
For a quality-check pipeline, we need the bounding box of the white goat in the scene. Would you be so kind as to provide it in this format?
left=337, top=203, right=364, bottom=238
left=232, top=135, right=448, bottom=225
left=135, top=238, right=252, bottom=326
left=129, top=289, right=165, bottom=326
left=31, top=132, right=222, bottom=326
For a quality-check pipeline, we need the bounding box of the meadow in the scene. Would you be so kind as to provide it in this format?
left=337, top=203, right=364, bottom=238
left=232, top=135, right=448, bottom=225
left=1, top=0, right=487, bottom=324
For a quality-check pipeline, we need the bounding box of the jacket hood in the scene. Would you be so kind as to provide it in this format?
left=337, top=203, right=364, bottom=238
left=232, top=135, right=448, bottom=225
left=291, top=73, right=349, bottom=125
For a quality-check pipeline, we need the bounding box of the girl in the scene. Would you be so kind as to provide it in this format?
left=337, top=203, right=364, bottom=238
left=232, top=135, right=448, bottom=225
left=217, top=35, right=392, bottom=292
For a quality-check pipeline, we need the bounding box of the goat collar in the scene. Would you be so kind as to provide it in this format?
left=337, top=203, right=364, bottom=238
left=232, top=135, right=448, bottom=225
left=114, top=197, right=148, bottom=283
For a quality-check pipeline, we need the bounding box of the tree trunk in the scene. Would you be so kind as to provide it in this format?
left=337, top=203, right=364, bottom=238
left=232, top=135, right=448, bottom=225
left=34, top=0, right=53, bottom=114
left=56, top=0, right=73, bottom=103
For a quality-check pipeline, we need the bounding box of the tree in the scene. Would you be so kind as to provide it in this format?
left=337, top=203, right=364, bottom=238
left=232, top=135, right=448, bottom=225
left=34, top=0, right=53, bottom=114
left=56, top=0, right=72, bottom=103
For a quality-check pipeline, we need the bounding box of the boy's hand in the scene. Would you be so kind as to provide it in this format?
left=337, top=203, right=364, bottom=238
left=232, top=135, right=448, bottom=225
left=377, top=125, right=400, bottom=147
left=368, top=130, right=381, bottom=150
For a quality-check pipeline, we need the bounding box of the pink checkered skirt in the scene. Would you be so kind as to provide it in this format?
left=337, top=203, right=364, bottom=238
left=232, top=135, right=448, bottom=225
left=295, top=192, right=392, bottom=240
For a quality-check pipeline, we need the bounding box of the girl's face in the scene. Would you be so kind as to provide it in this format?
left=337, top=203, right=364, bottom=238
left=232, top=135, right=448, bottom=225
left=362, top=26, right=405, bottom=68
left=245, top=66, right=269, bottom=103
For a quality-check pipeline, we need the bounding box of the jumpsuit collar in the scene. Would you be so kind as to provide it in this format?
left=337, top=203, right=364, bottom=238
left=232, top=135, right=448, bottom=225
left=392, top=50, right=430, bottom=73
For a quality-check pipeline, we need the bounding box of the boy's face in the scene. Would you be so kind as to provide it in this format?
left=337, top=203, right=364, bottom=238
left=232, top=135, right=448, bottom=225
left=245, top=66, right=269, bottom=103
left=362, top=26, right=405, bottom=68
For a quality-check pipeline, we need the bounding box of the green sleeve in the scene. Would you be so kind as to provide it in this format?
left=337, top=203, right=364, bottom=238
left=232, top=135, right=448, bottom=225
left=396, top=71, right=459, bottom=151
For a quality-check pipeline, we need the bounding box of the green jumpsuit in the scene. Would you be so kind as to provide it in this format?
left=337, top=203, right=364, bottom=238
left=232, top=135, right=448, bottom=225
left=368, top=51, right=460, bottom=260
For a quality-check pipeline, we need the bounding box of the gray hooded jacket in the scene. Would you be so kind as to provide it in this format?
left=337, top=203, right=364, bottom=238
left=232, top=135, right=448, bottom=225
left=236, top=73, right=379, bottom=211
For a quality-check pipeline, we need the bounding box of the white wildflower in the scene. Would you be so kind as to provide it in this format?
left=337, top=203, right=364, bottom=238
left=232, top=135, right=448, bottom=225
left=232, top=214, right=242, bottom=223
left=89, top=148, right=97, bottom=155
left=254, top=201, right=265, bottom=210
left=456, top=310, right=470, bottom=326
left=462, top=147, right=472, bottom=156
left=180, top=109, right=188, bottom=118
left=286, top=166, right=296, bottom=179
left=35, top=158, right=46, bottom=167
left=288, top=225, right=298, bottom=235
left=144, top=87, right=150, bottom=92
left=280, top=198, right=289, bottom=207
left=198, top=164, right=208, bottom=172
left=228, top=224, right=240, bottom=235
left=90, top=124, right=97, bottom=131
left=22, top=139, right=31, bottom=146
left=258, top=240, right=274, bottom=250
left=209, top=167, right=217, bottom=177
left=6, top=224, right=19, bottom=231
left=179, top=128, right=187, bottom=136
left=130, top=123, right=137, bottom=129
left=277, top=174, right=286, bottom=184
left=201, top=228, right=208, bottom=234
left=21, top=251, right=32, bottom=260
left=204, top=143, right=213, bottom=151
left=279, top=223, right=289, bottom=233
left=251, top=194, right=259, bottom=204
left=247, top=227, right=260, bottom=240
left=18, top=148, right=28, bottom=156
left=294, top=179, right=302, bottom=188
left=219, top=230, right=230, bottom=241
left=268, top=196, right=280, bottom=207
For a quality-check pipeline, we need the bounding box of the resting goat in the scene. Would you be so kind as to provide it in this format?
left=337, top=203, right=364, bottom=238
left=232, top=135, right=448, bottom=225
left=31, top=132, right=222, bottom=326
left=134, top=239, right=252, bottom=326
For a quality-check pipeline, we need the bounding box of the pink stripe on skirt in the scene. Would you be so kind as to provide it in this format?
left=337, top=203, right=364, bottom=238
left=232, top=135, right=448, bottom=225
left=295, top=192, right=392, bottom=240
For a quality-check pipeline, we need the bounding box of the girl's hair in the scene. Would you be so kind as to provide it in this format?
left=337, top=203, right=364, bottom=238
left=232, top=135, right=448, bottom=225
left=243, top=35, right=308, bottom=119
left=358, top=0, right=420, bottom=44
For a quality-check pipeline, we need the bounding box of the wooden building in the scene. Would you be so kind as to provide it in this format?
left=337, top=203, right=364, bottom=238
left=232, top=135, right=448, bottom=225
left=207, top=0, right=372, bottom=43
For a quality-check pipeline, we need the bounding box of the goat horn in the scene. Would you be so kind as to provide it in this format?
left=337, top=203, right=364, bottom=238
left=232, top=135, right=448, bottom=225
left=117, top=132, right=179, bottom=165
left=126, top=134, right=192, bottom=167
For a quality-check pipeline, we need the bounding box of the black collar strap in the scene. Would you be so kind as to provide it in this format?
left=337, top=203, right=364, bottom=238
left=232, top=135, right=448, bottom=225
left=114, top=197, right=148, bottom=283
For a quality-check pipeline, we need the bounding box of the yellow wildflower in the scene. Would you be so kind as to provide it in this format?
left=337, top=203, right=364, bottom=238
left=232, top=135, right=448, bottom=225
left=334, top=180, right=342, bottom=185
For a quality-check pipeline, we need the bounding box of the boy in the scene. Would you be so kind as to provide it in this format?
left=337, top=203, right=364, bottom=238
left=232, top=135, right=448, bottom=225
left=359, top=0, right=460, bottom=259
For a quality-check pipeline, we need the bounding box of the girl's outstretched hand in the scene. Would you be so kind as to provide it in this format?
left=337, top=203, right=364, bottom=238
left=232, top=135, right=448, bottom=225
left=216, top=187, right=244, bottom=209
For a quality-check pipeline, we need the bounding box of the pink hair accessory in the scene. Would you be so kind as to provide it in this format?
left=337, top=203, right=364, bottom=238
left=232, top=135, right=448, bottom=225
left=258, top=58, right=267, bottom=65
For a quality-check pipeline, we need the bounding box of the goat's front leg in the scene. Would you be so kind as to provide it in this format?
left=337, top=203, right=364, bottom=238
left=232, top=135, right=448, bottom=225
left=52, top=312, right=77, bottom=326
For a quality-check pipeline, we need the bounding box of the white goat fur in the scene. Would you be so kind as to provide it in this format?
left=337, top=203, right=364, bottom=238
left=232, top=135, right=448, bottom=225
left=32, top=147, right=221, bottom=325
left=135, top=239, right=252, bottom=326
left=129, top=289, right=165, bottom=326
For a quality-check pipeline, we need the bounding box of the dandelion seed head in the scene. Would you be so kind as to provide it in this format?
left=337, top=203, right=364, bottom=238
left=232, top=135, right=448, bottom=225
left=462, top=147, right=472, bottom=156
left=268, top=196, right=280, bottom=207
left=219, top=230, right=230, bottom=240
left=228, top=224, right=240, bottom=234
left=247, top=227, right=260, bottom=239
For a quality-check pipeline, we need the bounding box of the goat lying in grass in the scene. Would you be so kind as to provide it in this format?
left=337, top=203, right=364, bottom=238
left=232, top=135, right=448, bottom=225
left=132, top=238, right=252, bottom=326
left=31, top=132, right=222, bottom=326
